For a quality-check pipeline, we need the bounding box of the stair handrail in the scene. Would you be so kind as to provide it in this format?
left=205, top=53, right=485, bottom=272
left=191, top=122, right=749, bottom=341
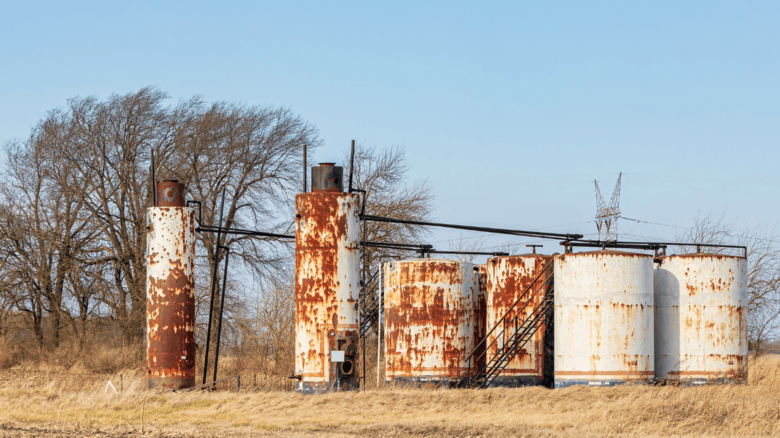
left=359, top=270, right=382, bottom=335
left=466, top=262, right=554, bottom=385
left=484, top=297, right=552, bottom=371
left=480, top=298, right=554, bottom=386
left=479, top=283, right=552, bottom=381
left=359, top=271, right=379, bottom=305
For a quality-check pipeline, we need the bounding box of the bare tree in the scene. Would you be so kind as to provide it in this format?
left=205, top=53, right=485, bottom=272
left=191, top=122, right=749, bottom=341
left=165, top=101, right=319, bottom=375
left=228, top=271, right=295, bottom=377
left=174, top=101, right=319, bottom=276
left=345, top=144, right=435, bottom=269
left=0, top=113, right=112, bottom=355
left=36, top=88, right=189, bottom=344
left=443, top=234, right=488, bottom=263
left=343, top=144, right=435, bottom=338
left=0, top=87, right=319, bottom=367
left=677, top=211, right=780, bottom=354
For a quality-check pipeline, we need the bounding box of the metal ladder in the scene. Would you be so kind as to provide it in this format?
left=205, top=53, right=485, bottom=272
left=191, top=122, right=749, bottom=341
left=359, top=271, right=381, bottom=337
left=466, top=263, right=554, bottom=389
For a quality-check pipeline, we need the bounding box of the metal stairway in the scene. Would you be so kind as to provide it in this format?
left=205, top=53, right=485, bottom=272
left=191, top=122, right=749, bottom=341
left=466, top=263, right=554, bottom=389
left=359, top=271, right=381, bottom=337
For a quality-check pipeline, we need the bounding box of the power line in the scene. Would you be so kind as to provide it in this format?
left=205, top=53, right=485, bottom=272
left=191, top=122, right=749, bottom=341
left=620, top=216, right=686, bottom=230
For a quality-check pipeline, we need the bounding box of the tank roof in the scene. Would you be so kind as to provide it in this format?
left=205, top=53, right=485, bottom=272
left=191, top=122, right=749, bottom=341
left=488, top=253, right=553, bottom=262
left=490, top=253, right=553, bottom=259
left=659, top=253, right=746, bottom=260
left=557, top=249, right=652, bottom=258
left=395, top=258, right=470, bottom=264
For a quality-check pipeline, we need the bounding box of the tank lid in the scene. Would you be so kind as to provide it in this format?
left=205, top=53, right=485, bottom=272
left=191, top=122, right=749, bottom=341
left=657, top=253, right=746, bottom=260
left=557, top=249, right=652, bottom=258
left=394, top=258, right=471, bottom=264
left=490, top=253, right=553, bottom=260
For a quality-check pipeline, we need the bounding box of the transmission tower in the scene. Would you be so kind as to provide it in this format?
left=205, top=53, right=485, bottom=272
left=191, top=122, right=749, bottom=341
left=594, top=172, right=622, bottom=242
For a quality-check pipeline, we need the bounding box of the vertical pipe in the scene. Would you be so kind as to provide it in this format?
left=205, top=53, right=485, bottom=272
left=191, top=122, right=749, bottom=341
left=359, top=277, right=364, bottom=391
left=202, top=188, right=226, bottom=385
left=213, top=246, right=231, bottom=386
left=348, top=140, right=355, bottom=193
left=150, top=150, right=156, bottom=207
left=361, top=189, right=367, bottom=389
left=303, top=144, right=307, bottom=193
left=377, top=263, right=383, bottom=387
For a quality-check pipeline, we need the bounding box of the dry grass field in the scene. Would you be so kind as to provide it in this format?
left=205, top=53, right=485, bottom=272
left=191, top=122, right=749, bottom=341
left=0, top=356, right=778, bottom=437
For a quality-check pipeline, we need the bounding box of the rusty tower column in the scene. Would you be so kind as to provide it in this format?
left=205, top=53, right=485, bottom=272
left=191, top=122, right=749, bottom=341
left=146, top=181, right=197, bottom=390
left=294, top=164, right=360, bottom=393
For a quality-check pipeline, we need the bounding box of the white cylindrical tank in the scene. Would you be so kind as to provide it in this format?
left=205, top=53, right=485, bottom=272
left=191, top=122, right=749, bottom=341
left=485, top=254, right=552, bottom=387
left=384, top=259, right=477, bottom=386
left=654, top=254, right=748, bottom=383
left=294, top=191, right=361, bottom=393
left=554, top=250, right=654, bottom=388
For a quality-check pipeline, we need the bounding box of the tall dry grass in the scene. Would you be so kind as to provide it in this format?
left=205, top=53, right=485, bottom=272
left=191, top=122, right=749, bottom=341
left=0, top=355, right=777, bottom=437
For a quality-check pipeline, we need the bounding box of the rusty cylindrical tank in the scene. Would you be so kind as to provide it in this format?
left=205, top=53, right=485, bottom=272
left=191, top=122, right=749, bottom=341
left=654, top=254, right=748, bottom=383
left=384, top=259, right=477, bottom=387
left=554, top=250, right=654, bottom=388
left=146, top=182, right=197, bottom=389
left=294, top=191, right=360, bottom=393
left=485, top=254, right=552, bottom=387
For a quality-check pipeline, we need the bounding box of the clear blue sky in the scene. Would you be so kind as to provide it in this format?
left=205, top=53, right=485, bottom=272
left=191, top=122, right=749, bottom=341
left=2, top=1, right=778, bottom=258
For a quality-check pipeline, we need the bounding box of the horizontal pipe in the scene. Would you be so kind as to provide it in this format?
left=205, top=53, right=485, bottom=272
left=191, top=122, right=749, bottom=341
left=361, top=214, right=583, bottom=240
left=419, top=250, right=509, bottom=256
left=197, top=225, right=294, bottom=240
left=560, top=239, right=747, bottom=253
left=361, top=241, right=433, bottom=250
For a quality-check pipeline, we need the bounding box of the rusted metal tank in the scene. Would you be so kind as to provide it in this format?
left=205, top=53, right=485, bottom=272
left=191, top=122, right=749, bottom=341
left=554, top=250, right=654, bottom=388
left=294, top=191, right=360, bottom=393
left=654, top=254, right=748, bottom=383
left=485, top=254, right=552, bottom=387
left=383, top=259, right=477, bottom=387
left=146, top=193, right=196, bottom=390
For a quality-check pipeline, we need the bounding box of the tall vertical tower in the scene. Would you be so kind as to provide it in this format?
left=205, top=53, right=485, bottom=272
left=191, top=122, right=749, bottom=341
left=294, top=164, right=361, bottom=393
left=594, top=172, right=622, bottom=242
left=146, top=181, right=197, bottom=389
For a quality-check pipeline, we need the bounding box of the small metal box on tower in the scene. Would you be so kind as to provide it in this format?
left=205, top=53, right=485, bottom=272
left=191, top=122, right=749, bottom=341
left=311, top=163, right=344, bottom=192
